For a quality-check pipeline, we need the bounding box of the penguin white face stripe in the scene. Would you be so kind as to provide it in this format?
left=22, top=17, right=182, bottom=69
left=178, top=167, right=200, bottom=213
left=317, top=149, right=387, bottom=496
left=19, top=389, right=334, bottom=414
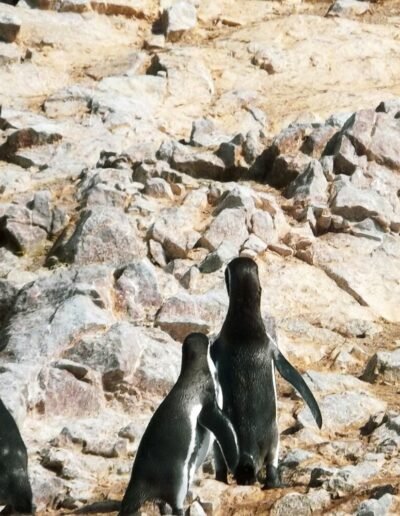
left=271, top=358, right=279, bottom=468
left=177, top=404, right=202, bottom=506
left=207, top=344, right=222, bottom=408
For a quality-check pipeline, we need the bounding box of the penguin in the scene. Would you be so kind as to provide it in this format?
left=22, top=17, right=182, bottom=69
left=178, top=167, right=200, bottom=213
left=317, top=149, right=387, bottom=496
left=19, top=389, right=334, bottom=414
left=0, top=399, right=34, bottom=515
left=211, top=257, right=322, bottom=489
left=119, top=332, right=239, bottom=516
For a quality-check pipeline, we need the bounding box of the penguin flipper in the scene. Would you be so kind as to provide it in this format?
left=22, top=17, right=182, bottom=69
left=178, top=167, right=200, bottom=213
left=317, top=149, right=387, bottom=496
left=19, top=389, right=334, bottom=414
left=273, top=349, right=323, bottom=429
left=198, top=402, right=239, bottom=472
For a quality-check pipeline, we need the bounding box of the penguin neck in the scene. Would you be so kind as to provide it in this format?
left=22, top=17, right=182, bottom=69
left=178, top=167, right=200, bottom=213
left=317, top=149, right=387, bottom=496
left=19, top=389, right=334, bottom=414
left=223, top=296, right=265, bottom=338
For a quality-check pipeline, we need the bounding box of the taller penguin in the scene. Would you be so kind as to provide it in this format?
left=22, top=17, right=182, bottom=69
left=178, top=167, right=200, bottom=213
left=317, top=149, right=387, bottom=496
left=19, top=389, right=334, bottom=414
left=212, top=257, right=322, bottom=488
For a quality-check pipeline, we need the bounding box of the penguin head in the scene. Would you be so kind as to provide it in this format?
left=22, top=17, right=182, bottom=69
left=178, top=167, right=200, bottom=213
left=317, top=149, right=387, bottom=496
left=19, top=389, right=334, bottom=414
left=181, top=333, right=209, bottom=372
left=225, top=257, right=261, bottom=300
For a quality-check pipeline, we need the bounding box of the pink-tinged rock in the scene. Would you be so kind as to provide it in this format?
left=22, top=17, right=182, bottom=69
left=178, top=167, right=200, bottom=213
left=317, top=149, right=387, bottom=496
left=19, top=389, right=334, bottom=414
left=200, top=208, right=249, bottom=252
left=155, top=290, right=228, bottom=342
left=37, top=367, right=104, bottom=417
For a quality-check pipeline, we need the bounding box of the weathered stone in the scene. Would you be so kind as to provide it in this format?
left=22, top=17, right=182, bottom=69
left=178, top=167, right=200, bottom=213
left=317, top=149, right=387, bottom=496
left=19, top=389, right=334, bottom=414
left=361, top=348, right=400, bottom=384
left=0, top=128, right=62, bottom=167
left=148, top=238, right=167, bottom=267
left=330, top=181, right=395, bottom=227
left=0, top=12, right=21, bottom=43
left=3, top=273, right=115, bottom=362
left=38, top=366, right=104, bottom=417
left=326, top=0, right=371, bottom=18
left=242, top=234, right=268, bottom=255
left=301, top=125, right=337, bottom=158
left=251, top=210, right=277, bottom=244
left=155, top=289, right=228, bottom=341
left=313, top=234, right=400, bottom=322
left=369, top=413, right=400, bottom=454
left=149, top=207, right=201, bottom=260
left=270, top=493, right=312, bottom=516
left=376, top=98, right=400, bottom=116
left=285, top=159, right=328, bottom=206
left=298, top=391, right=386, bottom=431
left=170, top=143, right=226, bottom=180
left=199, top=242, right=237, bottom=273
left=356, top=494, right=393, bottom=516
left=144, top=177, right=174, bottom=200
left=49, top=208, right=145, bottom=266
left=63, top=322, right=143, bottom=391
left=302, top=370, right=369, bottom=394
left=266, top=153, right=312, bottom=189
left=200, top=208, right=249, bottom=252
left=114, top=259, right=162, bottom=321
left=190, top=118, right=230, bottom=148
left=162, top=1, right=197, bottom=41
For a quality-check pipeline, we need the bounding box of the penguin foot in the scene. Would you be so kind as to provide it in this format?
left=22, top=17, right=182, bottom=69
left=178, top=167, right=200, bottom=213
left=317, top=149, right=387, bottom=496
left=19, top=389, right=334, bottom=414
left=262, top=466, right=283, bottom=490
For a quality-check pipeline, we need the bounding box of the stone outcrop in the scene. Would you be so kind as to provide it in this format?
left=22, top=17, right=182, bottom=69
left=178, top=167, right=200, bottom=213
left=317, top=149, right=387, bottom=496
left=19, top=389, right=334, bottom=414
left=1, top=0, right=400, bottom=514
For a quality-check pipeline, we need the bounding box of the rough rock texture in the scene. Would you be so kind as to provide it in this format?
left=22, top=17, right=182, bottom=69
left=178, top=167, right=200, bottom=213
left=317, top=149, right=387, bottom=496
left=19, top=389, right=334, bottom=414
left=1, top=0, right=400, bottom=514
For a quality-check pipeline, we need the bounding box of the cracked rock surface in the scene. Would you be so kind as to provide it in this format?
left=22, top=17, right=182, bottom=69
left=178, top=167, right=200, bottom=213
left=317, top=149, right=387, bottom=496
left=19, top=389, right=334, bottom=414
left=1, top=0, right=400, bottom=514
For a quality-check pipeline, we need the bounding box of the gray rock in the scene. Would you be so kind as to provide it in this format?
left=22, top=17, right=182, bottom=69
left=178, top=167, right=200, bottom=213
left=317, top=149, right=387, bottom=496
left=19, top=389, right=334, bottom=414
left=301, top=125, right=337, bottom=158
left=132, top=327, right=181, bottom=394
left=199, top=242, right=237, bottom=273
left=266, top=153, right=312, bottom=189
left=242, top=234, right=268, bottom=255
left=37, top=366, right=104, bottom=417
left=285, top=159, right=328, bottom=205
left=362, top=348, right=400, bottom=384
left=0, top=248, right=19, bottom=277
left=370, top=413, right=400, bottom=454
left=376, top=98, right=400, bottom=116
left=190, top=118, right=230, bottom=148
left=251, top=210, right=277, bottom=244
left=0, top=12, right=21, bottom=43
left=313, top=233, right=400, bottom=322
left=49, top=207, right=145, bottom=266
left=3, top=289, right=114, bottom=363
left=162, top=1, right=197, bottom=41
left=302, top=370, right=368, bottom=394
left=155, top=289, right=228, bottom=341
left=213, top=187, right=255, bottom=218
left=144, top=177, right=174, bottom=200
left=332, top=134, right=364, bottom=175
left=149, top=207, right=201, bottom=260
left=356, top=494, right=393, bottom=516
left=200, top=208, right=249, bottom=252
left=115, top=258, right=162, bottom=321
left=148, top=238, right=167, bottom=267
left=0, top=278, right=16, bottom=324
left=270, top=493, right=312, bottom=516
left=298, top=391, right=386, bottom=431
left=170, top=143, right=226, bottom=180
left=326, top=0, right=371, bottom=18
left=64, top=322, right=143, bottom=391
left=0, top=41, right=22, bottom=65
left=330, top=181, right=394, bottom=227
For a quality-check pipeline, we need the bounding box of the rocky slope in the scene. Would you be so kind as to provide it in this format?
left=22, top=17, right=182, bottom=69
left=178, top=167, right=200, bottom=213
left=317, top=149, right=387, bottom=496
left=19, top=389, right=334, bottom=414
left=1, top=0, right=400, bottom=514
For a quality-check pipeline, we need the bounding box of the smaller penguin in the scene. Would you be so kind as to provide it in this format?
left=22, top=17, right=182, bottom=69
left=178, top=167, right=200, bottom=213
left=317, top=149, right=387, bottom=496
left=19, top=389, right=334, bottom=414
left=119, top=332, right=239, bottom=516
left=0, top=399, right=34, bottom=515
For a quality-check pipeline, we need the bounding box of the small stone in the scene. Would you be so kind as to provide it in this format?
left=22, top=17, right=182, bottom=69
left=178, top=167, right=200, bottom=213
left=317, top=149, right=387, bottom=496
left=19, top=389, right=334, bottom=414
left=268, top=242, right=294, bottom=257
left=200, top=208, right=249, bottom=252
left=0, top=12, right=21, bottom=43
left=270, top=493, right=312, bottom=516
left=361, top=348, right=400, bottom=384
left=162, top=1, right=197, bottom=42
left=326, top=0, right=371, bottom=18
left=356, top=493, right=393, bottom=516
left=148, top=238, right=167, bottom=267
left=145, top=177, right=174, bottom=200
left=199, top=242, right=237, bottom=273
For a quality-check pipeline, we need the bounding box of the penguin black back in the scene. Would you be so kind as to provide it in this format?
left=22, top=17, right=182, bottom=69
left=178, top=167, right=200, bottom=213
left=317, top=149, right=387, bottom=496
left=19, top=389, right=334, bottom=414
left=0, top=398, right=34, bottom=514
left=119, top=332, right=238, bottom=516
left=213, top=257, right=322, bottom=488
